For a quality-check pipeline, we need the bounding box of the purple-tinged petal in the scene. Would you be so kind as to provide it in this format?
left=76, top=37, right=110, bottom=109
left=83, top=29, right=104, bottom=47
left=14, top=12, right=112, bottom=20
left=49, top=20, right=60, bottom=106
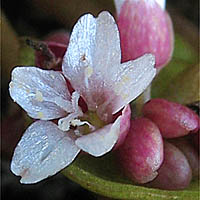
left=62, top=11, right=156, bottom=121
left=9, top=67, right=72, bottom=120
left=62, top=12, right=121, bottom=113
left=113, top=104, right=131, bottom=150
left=111, top=54, right=156, bottom=114
left=11, top=120, right=80, bottom=184
left=75, top=116, right=121, bottom=157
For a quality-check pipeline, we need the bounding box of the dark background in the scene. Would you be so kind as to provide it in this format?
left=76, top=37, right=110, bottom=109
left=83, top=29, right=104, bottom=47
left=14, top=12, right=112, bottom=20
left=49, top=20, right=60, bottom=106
left=1, top=0, right=198, bottom=199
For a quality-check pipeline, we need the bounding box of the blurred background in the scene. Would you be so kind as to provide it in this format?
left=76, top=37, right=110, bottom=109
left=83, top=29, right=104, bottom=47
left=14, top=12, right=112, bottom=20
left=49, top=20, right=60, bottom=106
left=1, top=0, right=199, bottom=199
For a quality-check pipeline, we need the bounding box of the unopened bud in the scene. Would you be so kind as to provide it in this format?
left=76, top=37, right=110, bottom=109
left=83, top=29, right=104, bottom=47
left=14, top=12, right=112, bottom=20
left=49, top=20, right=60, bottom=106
left=142, top=98, right=200, bottom=138
left=117, top=117, right=163, bottom=183
left=115, top=0, right=174, bottom=68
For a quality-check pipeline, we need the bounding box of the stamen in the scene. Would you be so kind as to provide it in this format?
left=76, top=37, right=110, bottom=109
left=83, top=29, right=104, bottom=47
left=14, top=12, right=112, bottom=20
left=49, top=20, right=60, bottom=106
left=71, top=119, right=95, bottom=131
left=58, top=112, right=80, bottom=132
left=71, top=92, right=82, bottom=113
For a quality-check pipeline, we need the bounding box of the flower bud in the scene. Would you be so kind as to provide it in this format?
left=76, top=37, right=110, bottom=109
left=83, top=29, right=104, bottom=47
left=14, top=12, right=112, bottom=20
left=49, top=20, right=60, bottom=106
left=169, top=137, right=199, bottom=179
left=44, top=31, right=70, bottom=45
left=116, top=0, right=174, bottom=68
left=148, top=141, right=192, bottom=190
left=142, top=98, right=200, bottom=138
left=35, top=31, right=70, bottom=70
left=117, top=118, right=163, bottom=183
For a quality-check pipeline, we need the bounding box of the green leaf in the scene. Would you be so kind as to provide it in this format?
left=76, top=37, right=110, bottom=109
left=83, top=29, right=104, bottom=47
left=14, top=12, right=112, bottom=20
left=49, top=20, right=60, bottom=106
left=152, top=34, right=198, bottom=101
left=18, top=37, right=35, bottom=65
left=63, top=153, right=199, bottom=199
left=159, top=63, right=199, bottom=104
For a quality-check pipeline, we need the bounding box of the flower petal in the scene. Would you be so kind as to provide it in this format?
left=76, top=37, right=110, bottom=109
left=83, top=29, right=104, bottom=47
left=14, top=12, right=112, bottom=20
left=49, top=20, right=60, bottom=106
left=62, top=11, right=121, bottom=111
left=75, top=116, right=121, bottom=157
left=111, top=54, right=156, bottom=113
left=9, top=67, right=72, bottom=120
left=113, top=104, right=131, bottom=150
left=10, top=120, right=80, bottom=184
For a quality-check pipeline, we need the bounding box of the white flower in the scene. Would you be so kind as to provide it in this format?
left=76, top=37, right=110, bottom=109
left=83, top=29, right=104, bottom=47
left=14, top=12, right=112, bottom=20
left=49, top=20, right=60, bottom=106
left=9, top=11, right=156, bottom=184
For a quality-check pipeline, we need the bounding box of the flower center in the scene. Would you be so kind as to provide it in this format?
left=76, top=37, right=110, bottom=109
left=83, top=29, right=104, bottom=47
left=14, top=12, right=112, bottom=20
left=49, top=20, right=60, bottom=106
left=58, top=109, right=106, bottom=136
left=79, top=111, right=106, bottom=135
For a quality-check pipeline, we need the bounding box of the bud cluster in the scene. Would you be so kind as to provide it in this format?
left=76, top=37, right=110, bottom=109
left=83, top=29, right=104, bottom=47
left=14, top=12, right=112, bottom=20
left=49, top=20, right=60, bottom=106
left=117, top=99, right=199, bottom=190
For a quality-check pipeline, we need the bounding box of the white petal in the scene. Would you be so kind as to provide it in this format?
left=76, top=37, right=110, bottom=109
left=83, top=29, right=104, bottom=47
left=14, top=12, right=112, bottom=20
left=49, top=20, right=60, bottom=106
left=10, top=120, right=80, bottom=184
left=9, top=67, right=72, bottom=120
left=75, top=116, right=121, bottom=157
left=62, top=11, right=121, bottom=111
left=111, top=54, right=156, bottom=113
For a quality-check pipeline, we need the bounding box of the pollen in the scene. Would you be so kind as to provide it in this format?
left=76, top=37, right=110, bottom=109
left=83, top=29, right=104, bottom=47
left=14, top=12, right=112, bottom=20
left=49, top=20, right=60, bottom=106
left=37, top=111, right=44, bottom=118
left=122, top=92, right=129, bottom=100
left=35, top=90, right=43, bottom=102
left=121, top=74, right=131, bottom=83
left=114, top=74, right=131, bottom=96
left=85, top=66, right=93, bottom=78
left=26, top=88, right=30, bottom=94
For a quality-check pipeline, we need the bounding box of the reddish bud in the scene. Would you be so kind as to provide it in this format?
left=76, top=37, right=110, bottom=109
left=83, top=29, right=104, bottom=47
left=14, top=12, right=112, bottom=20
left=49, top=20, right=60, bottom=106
left=35, top=32, right=70, bottom=70
left=142, top=98, right=200, bottom=138
left=148, top=141, right=192, bottom=190
left=169, top=137, right=199, bottom=179
left=118, top=118, right=163, bottom=183
left=116, top=0, right=174, bottom=68
left=45, top=31, right=70, bottom=45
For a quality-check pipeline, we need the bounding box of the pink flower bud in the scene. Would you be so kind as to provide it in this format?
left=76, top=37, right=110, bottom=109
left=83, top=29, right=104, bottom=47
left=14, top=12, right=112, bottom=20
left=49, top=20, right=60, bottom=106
left=148, top=141, right=192, bottom=190
left=116, top=0, right=174, bottom=68
left=169, top=137, right=199, bottom=179
left=117, top=118, right=163, bottom=183
left=45, top=31, right=70, bottom=44
left=142, top=98, right=200, bottom=138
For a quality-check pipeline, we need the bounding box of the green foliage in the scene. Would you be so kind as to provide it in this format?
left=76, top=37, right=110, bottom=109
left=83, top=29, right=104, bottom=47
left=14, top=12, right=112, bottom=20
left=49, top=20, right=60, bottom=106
left=63, top=153, right=199, bottom=199
left=152, top=34, right=198, bottom=102
left=18, top=37, right=35, bottom=66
